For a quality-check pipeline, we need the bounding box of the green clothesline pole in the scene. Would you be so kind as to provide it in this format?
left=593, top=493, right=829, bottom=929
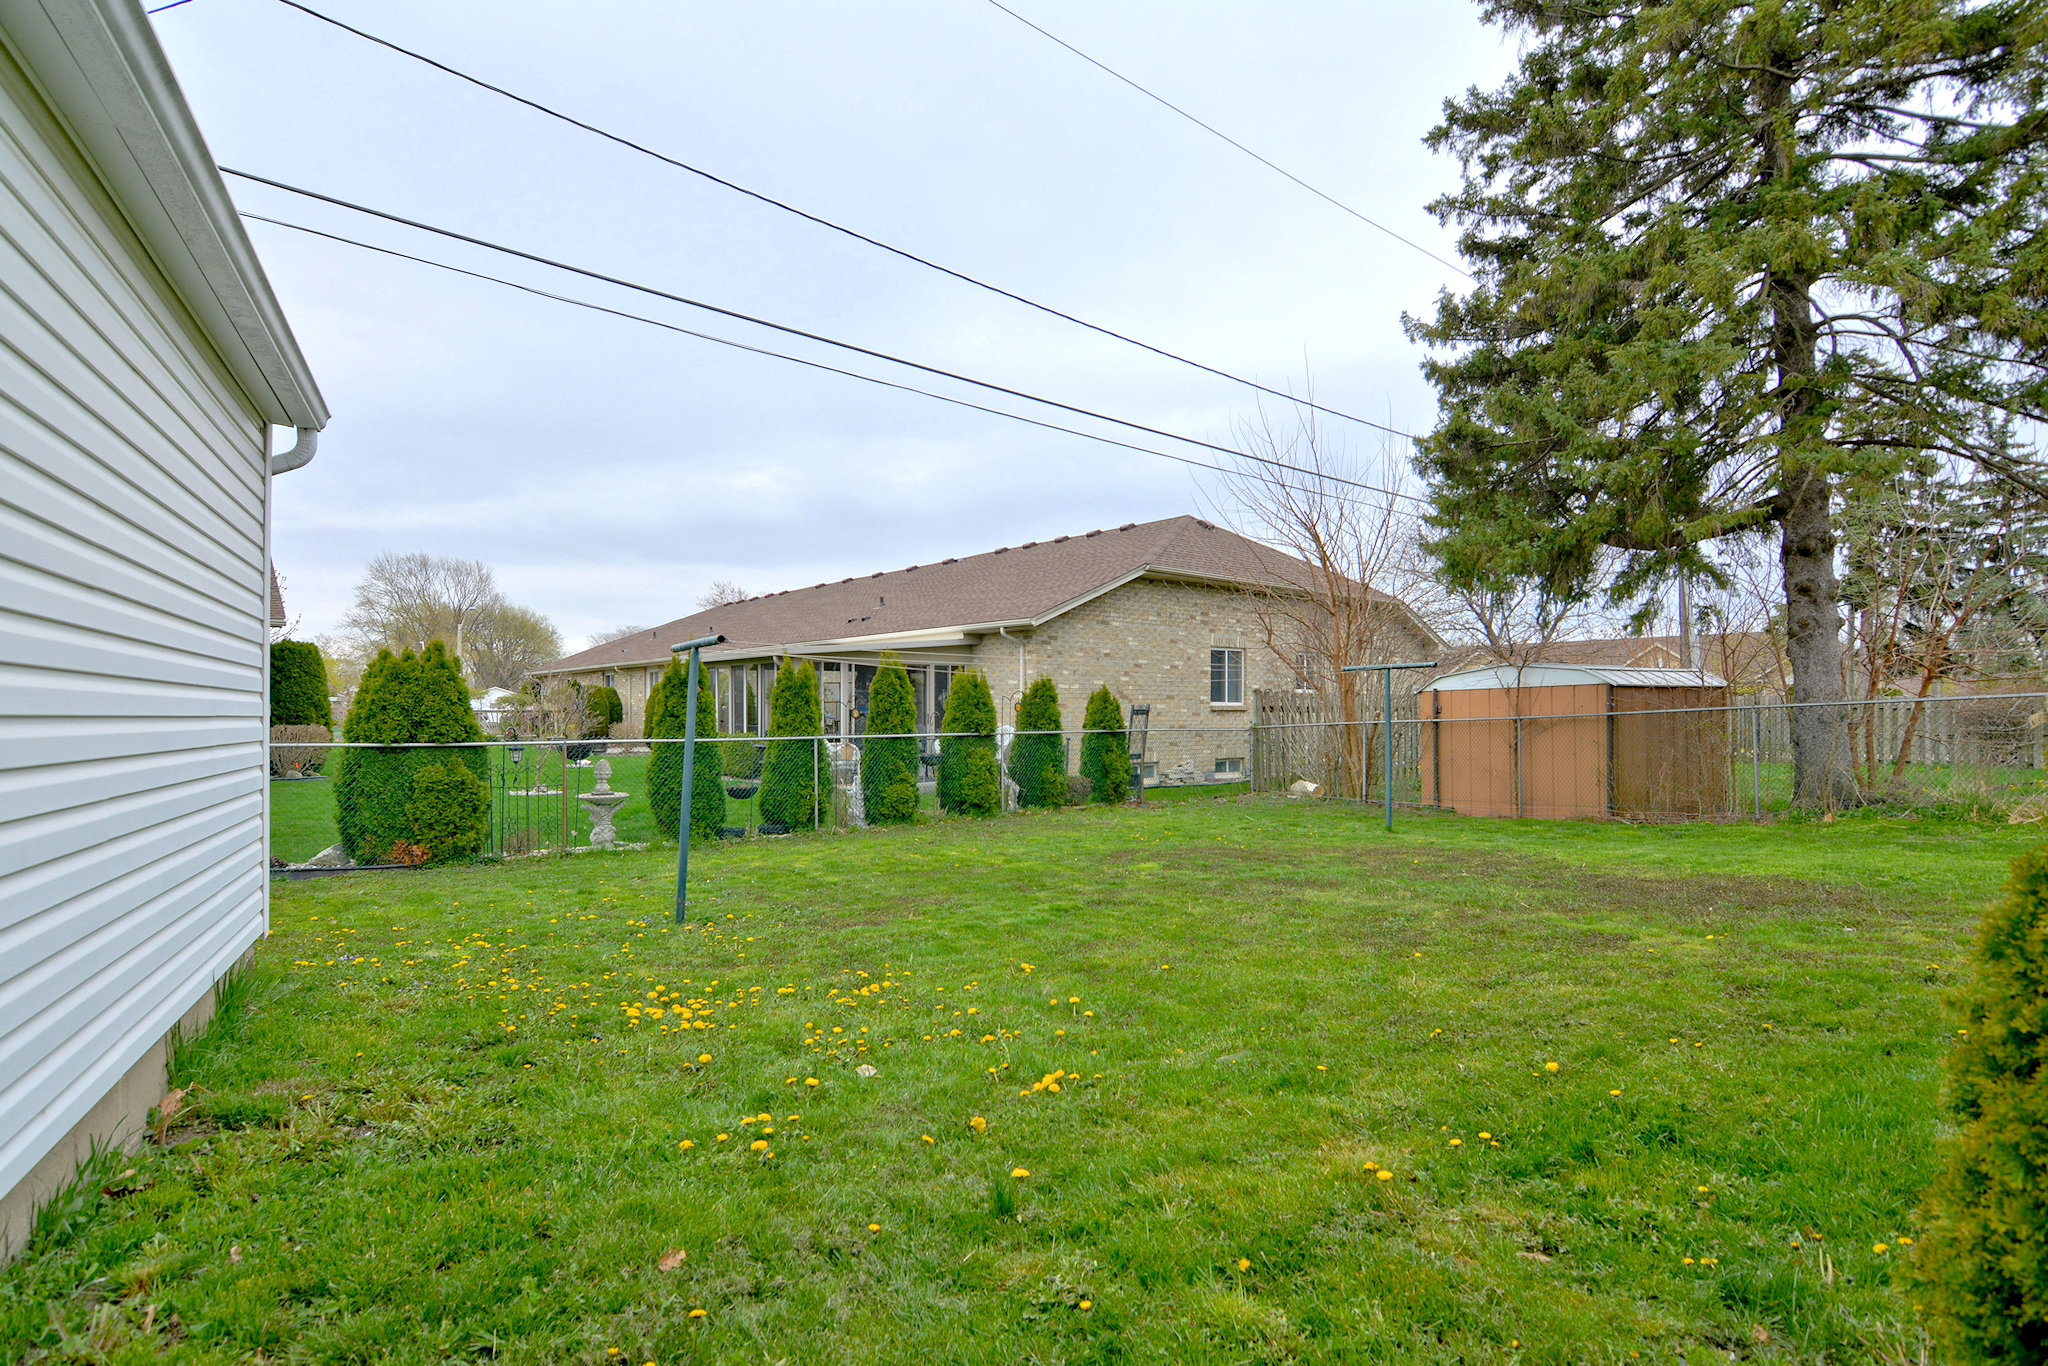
left=671, top=633, right=725, bottom=924
left=1341, top=661, right=1438, bottom=831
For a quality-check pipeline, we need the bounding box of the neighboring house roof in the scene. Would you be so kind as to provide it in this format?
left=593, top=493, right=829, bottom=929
left=0, top=0, right=327, bottom=428
left=1437, top=632, right=1782, bottom=683
left=538, top=515, right=1439, bottom=675
left=1426, top=664, right=1728, bottom=692
left=268, top=566, right=285, bottom=629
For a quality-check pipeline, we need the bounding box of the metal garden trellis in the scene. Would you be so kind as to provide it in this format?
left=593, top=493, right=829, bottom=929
left=1341, top=660, right=1438, bottom=831
left=671, top=633, right=725, bottom=924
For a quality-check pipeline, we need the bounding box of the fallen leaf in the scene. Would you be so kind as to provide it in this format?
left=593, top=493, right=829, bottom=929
left=658, top=1249, right=687, bottom=1272
left=1517, top=1250, right=1552, bottom=1263
left=160, top=1087, right=189, bottom=1122
left=228, top=1246, right=243, bottom=1266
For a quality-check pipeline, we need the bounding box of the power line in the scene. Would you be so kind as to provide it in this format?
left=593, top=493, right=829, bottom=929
left=263, top=0, right=1393, bottom=433
left=242, top=211, right=1428, bottom=504
left=219, top=165, right=1431, bottom=484
left=982, top=0, right=1473, bottom=280
left=145, top=0, right=194, bottom=12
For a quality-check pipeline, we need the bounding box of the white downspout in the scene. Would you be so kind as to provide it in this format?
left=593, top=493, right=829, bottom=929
left=998, top=625, right=1025, bottom=697
left=271, top=426, right=318, bottom=474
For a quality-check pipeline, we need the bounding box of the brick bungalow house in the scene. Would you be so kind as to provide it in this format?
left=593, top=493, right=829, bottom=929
left=532, top=515, right=1438, bottom=784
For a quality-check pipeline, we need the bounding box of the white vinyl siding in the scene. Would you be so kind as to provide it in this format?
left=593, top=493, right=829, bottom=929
left=0, top=43, right=270, bottom=1206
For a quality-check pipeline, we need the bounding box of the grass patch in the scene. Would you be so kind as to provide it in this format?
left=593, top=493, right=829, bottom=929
left=12, top=800, right=2026, bottom=1361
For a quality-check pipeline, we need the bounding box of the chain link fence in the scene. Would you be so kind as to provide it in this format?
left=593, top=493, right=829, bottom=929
left=267, top=691, right=2048, bottom=870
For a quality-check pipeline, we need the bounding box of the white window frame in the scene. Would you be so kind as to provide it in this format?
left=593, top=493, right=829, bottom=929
left=1209, top=647, right=1245, bottom=707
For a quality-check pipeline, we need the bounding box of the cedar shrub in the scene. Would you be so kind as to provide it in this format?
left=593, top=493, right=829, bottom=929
left=760, top=661, right=825, bottom=830
left=331, top=642, right=487, bottom=863
left=269, top=640, right=332, bottom=728
left=862, top=654, right=919, bottom=824
left=939, top=670, right=998, bottom=816
left=647, top=655, right=724, bottom=840
left=1011, top=677, right=1065, bottom=808
left=1079, top=685, right=1129, bottom=804
left=585, top=685, right=623, bottom=738
left=1912, top=847, right=2048, bottom=1361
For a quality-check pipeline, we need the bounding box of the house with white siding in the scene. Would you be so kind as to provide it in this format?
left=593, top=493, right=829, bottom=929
left=0, top=0, right=327, bottom=1256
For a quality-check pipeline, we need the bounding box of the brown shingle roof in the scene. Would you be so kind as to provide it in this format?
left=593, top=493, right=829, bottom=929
left=269, top=566, right=286, bottom=630
left=539, top=515, right=1416, bottom=674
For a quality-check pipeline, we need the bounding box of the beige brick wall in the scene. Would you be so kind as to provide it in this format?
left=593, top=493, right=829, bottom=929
left=964, top=576, right=1431, bottom=784
left=560, top=576, right=1432, bottom=784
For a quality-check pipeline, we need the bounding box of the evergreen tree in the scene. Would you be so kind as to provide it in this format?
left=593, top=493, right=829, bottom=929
left=760, top=660, right=826, bottom=830
left=938, top=670, right=998, bottom=816
left=331, top=641, right=487, bottom=863
left=1913, top=847, right=2048, bottom=1360
left=268, top=640, right=331, bottom=728
left=862, top=654, right=920, bottom=824
left=1407, top=0, right=2048, bottom=809
left=1011, top=677, right=1066, bottom=808
left=1079, top=685, right=1130, bottom=804
left=646, top=655, right=724, bottom=840
left=585, top=685, right=623, bottom=738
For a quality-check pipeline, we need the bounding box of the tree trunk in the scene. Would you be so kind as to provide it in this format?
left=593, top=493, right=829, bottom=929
left=1759, top=55, right=1857, bottom=812
left=1781, top=469, right=1859, bottom=808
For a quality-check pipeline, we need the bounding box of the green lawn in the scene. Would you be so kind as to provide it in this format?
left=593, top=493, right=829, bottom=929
left=7, top=800, right=2027, bottom=1362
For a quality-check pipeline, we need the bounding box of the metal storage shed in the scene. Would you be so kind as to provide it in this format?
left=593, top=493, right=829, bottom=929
left=1420, top=665, right=1733, bottom=820
left=0, top=0, right=326, bottom=1256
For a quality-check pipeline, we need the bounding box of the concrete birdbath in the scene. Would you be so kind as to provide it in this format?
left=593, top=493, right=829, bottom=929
left=578, top=759, right=629, bottom=848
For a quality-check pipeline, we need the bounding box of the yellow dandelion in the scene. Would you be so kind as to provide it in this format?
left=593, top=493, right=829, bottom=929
left=678, top=1139, right=695, bottom=1151
left=688, top=1308, right=707, bottom=1320
left=750, top=1138, right=769, bottom=1152
left=1449, top=1138, right=1463, bottom=1147
left=1545, top=1061, right=1560, bottom=1073
left=922, top=1134, right=935, bottom=1144
left=1376, top=1169, right=1394, bottom=1181
left=869, top=1223, right=882, bottom=1233
left=716, top=1133, right=730, bottom=1142
left=1610, top=1089, right=1622, bottom=1097
left=970, top=1116, right=988, bottom=1134
left=1078, top=1299, right=1092, bottom=1311
left=1873, top=1242, right=1889, bottom=1254
left=806, top=1077, right=820, bottom=1087
left=1478, top=1132, right=1492, bottom=1141
left=1011, top=1167, right=1030, bottom=1179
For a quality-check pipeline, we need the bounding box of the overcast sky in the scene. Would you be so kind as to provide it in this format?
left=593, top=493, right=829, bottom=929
left=152, top=0, right=1519, bottom=650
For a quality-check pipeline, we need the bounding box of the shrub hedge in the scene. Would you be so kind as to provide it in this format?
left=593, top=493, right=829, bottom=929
left=862, top=655, right=919, bottom=824
left=585, top=685, right=623, bottom=739
left=331, top=642, right=487, bottom=864
left=647, top=655, right=724, bottom=840
left=939, top=670, right=998, bottom=816
left=1011, top=677, right=1065, bottom=808
left=269, top=640, right=331, bottom=728
left=1912, top=846, right=2048, bottom=1360
left=1079, top=685, right=1130, bottom=804
left=761, top=661, right=825, bottom=830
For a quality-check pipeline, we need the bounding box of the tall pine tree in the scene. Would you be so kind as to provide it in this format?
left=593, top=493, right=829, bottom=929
left=1408, top=0, right=2048, bottom=808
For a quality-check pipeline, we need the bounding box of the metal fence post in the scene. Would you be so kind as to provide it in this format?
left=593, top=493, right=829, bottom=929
left=1751, top=705, right=1762, bottom=817
left=671, top=633, right=725, bottom=925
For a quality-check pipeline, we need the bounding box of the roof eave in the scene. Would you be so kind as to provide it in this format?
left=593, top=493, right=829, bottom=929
left=0, top=0, right=327, bottom=429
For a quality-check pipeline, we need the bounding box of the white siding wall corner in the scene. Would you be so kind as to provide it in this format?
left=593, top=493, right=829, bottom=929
left=0, top=39, right=272, bottom=1207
